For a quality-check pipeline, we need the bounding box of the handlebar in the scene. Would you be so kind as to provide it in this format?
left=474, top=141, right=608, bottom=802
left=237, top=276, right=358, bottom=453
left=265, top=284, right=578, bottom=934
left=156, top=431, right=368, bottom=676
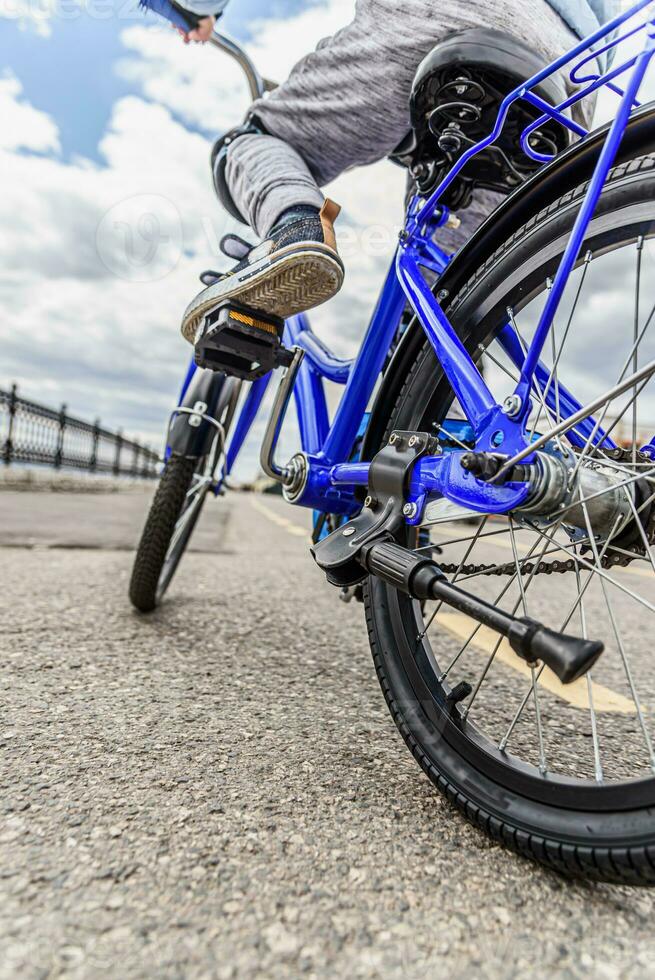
left=208, top=30, right=277, bottom=101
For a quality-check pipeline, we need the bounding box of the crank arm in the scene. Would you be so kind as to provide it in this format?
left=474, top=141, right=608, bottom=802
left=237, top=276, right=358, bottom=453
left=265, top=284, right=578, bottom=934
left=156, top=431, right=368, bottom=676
left=362, top=539, right=603, bottom=684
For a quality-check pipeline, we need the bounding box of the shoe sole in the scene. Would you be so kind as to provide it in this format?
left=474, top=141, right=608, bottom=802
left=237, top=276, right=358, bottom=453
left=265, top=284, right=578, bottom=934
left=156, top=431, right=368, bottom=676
left=181, top=243, right=344, bottom=344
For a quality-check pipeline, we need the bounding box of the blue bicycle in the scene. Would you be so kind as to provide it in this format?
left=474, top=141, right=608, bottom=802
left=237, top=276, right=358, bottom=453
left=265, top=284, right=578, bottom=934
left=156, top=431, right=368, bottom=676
left=131, top=1, right=655, bottom=881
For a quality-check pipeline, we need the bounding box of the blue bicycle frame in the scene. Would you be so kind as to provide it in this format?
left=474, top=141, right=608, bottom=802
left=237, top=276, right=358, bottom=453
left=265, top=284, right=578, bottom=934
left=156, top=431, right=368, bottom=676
left=172, top=0, right=655, bottom=527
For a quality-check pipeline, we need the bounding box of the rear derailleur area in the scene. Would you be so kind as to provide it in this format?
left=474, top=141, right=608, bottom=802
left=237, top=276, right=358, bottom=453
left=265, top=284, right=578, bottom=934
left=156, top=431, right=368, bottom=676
left=311, top=432, right=605, bottom=685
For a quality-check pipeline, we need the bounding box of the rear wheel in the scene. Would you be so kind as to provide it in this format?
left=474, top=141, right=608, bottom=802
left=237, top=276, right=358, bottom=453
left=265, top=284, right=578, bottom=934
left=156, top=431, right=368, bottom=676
left=366, top=153, right=655, bottom=882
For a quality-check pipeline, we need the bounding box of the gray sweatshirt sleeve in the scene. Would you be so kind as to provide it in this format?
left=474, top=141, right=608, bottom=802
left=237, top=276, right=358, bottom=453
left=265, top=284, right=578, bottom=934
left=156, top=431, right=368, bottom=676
left=178, top=0, right=228, bottom=18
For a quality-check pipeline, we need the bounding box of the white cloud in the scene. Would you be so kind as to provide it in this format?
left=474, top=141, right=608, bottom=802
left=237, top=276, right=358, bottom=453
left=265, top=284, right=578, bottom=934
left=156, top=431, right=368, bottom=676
left=4, top=0, right=655, bottom=481
left=116, top=0, right=357, bottom=134
left=116, top=24, right=254, bottom=135
left=0, top=0, right=404, bottom=474
left=0, top=90, right=223, bottom=444
left=246, top=0, right=355, bottom=79
left=0, top=0, right=58, bottom=36
left=0, top=73, right=60, bottom=152
left=114, top=0, right=403, bottom=362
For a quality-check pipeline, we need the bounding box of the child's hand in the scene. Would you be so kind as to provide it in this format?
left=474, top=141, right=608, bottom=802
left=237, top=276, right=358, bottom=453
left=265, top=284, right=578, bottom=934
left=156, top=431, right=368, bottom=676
left=187, top=15, right=216, bottom=42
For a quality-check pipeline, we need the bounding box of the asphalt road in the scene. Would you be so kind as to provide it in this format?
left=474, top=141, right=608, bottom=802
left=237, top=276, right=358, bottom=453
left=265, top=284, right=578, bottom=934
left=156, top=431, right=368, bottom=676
left=2, top=489, right=655, bottom=979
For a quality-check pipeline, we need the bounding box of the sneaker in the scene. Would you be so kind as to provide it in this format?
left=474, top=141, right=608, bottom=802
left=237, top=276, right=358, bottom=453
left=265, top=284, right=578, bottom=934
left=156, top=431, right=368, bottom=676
left=181, top=200, right=344, bottom=344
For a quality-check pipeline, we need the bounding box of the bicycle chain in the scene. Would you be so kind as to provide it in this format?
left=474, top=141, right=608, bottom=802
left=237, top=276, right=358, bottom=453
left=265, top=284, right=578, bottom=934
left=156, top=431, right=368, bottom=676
left=434, top=445, right=653, bottom=578
left=437, top=551, right=634, bottom=578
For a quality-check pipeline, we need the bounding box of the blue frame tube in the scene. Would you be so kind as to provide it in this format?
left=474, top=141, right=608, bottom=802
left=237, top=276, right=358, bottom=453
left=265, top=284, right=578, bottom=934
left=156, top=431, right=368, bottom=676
left=495, top=323, right=616, bottom=449
left=166, top=1, right=654, bottom=522
left=318, top=256, right=408, bottom=465
left=293, top=358, right=329, bottom=455
left=286, top=314, right=351, bottom=384
left=178, top=356, right=197, bottom=403
left=396, top=247, right=495, bottom=429
left=224, top=371, right=271, bottom=474
left=284, top=314, right=331, bottom=455
left=412, top=0, right=655, bottom=231
left=515, top=33, right=655, bottom=410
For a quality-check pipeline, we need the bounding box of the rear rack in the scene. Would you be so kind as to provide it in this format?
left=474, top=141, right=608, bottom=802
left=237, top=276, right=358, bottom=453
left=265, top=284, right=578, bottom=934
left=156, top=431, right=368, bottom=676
left=411, top=0, right=655, bottom=228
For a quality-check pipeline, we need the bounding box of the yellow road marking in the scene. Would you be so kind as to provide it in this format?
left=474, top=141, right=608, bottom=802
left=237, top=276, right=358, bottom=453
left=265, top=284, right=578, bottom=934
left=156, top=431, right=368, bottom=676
left=250, top=495, right=308, bottom=538
left=434, top=612, right=637, bottom=714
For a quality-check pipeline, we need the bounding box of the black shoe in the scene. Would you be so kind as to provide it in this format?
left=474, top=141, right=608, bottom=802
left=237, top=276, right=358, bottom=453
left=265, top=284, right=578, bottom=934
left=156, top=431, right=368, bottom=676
left=181, top=200, right=343, bottom=344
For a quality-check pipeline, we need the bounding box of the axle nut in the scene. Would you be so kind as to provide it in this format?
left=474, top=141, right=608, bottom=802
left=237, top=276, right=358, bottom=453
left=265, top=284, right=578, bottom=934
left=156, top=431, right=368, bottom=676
left=403, top=502, right=418, bottom=519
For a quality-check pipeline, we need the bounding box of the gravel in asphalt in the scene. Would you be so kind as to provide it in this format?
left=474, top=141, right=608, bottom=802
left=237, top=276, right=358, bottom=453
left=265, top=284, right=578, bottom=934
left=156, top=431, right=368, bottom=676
left=2, top=490, right=655, bottom=979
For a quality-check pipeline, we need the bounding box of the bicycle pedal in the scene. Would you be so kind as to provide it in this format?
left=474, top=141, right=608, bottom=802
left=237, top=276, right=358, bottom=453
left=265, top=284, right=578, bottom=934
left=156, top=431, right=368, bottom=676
left=194, top=301, right=293, bottom=380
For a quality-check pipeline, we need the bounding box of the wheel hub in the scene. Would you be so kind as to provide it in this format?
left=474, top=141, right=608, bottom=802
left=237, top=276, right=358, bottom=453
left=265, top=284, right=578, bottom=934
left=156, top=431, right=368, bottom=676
left=451, top=445, right=653, bottom=576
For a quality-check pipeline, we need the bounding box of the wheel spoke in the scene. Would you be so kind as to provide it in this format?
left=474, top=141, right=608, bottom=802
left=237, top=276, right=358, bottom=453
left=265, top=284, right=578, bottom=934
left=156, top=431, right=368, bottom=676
left=499, top=664, right=545, bottom=752
left=525, top=518, right=655, bottom=617
left=570, top=373, right=653, bottom=484
left=623, top=486, right=655, bottom=577
left=510, top=516, right=548, bottom=773
left=436, top=525, right=562, bottom=683
left=492, top=358, right=655, bottom=482
left=186, top=475, right=212, bottom=500
left=433, top=423, right=472, bottom=450
left=633, top=237, right=644, bottom=469
left=508, top=307, right=567, bottom=454
left=573, top=551, right=604, bottom=783
left=528, top=252, right=592, bottom=444
left=165, top=489, right=205, bottom=558
left=478, top=344, right=519, bottom=384
left=462, top=526, right=560, bottom=720
left=497, top=518, right=621, bottom=752
left=579, top=499, right=655, bottom=772
left=416, top=517, right=488, bottom=643
left=420, top=524, right=517, bottom=551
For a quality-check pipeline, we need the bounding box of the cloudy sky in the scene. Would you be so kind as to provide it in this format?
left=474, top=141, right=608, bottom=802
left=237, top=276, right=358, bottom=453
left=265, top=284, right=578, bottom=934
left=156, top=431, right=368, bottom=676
left=1, top=0, right=654, bottom=475
left=0, top=0, right=408, bottom=473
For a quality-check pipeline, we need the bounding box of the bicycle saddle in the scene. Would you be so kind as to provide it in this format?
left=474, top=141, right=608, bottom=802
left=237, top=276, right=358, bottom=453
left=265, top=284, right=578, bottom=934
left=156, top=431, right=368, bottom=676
left=390, top=28, right=573, bottom=211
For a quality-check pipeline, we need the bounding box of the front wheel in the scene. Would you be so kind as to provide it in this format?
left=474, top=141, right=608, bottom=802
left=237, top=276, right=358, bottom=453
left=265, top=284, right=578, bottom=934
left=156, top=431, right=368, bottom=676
left=367, top=152, right=655, bottom=882
left=129, top=453, right=211, bottom=612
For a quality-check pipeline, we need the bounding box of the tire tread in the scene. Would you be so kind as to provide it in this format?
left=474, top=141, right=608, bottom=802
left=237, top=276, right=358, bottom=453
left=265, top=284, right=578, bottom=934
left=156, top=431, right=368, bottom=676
left=365, top=152, right=655, bottom=884
left=129, top=456, right=197, bottom=613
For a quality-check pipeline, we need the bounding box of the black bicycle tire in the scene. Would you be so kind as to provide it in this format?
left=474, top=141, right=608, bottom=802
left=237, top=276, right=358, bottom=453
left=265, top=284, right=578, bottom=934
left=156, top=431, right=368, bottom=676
left=365, top=151, right=655, bottom=883
left=129, top=455, right=200, bottom=613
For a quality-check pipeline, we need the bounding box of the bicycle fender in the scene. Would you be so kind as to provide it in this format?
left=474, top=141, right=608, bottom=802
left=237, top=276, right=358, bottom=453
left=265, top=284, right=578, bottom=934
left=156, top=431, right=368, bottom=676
left=362, top=100, right=655, bottom=464
left=168, top=368, right=234, bottom=459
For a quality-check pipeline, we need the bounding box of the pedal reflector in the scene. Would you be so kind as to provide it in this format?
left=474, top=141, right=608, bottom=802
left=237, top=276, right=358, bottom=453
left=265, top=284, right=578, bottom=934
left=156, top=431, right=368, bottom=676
left=194, top=302, right=290, bottom=380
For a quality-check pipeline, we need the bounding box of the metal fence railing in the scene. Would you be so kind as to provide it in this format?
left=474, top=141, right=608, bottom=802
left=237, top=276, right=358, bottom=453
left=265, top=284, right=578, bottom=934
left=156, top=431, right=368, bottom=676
left=0, top=384, right=160, bottom=478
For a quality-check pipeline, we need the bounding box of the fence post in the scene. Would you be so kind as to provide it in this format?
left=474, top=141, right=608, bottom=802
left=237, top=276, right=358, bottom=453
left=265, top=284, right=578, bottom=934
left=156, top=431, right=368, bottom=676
left=3, top=382, right=17, bottom=465
left=54, top=402, right=67, bottom=469
left=113, top=429, right=123, bottom=476
left=90, top=418, right=100, bottom=472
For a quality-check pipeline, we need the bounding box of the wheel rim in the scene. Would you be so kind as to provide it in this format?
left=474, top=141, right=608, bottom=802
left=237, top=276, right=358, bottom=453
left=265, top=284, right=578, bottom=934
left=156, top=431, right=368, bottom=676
left=392, top=207, right=655, bottom=806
